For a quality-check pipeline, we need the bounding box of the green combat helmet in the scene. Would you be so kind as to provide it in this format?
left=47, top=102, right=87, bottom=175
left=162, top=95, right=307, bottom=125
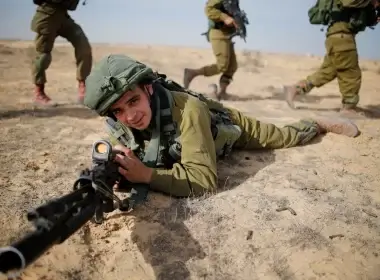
left=84, top=54, right=157, bottom=116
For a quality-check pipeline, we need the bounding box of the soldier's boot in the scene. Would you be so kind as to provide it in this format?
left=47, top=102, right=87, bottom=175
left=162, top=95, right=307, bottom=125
left=216, top=81, right=229, bottom=101
left=339, top=104, right=366, bottom=118
left=33, top=84, right=57, bottom=107
left=314, top=116, right=360, bottom=138
left=215, top=75, right=232, bottom=101
left=183, top=68, right=204, bottom=89
left=283, top=80, right=314, bottom=109
left=208, top=83, right=218, bottom=99
left=77, top=80, right=86, bottom=104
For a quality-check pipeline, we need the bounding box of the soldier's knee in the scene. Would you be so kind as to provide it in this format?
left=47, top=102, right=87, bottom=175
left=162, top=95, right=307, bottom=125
left=220, top=74, right=232, bottom=85
left=70, top=27, right=92, bottom=54
left=226, top=61, right=238, bottom=78
left=35, top=52, right=52, bottom=70
left=35, top=35, right=55, bottom=53
left=214, top=51, right=230, bottom=73
left=216, top=59, right=229, bottom=73
left=76, top=36, right=92, bottom=55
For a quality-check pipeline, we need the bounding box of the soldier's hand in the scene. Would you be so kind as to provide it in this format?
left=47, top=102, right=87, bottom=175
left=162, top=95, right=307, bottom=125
left=223, top=16, right=238, bottom=28
left=114, top=145, right=153, bottom=184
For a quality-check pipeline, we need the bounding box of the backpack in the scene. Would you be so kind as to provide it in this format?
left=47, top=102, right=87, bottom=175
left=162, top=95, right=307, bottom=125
left=308, top=0, right=372, bottom=26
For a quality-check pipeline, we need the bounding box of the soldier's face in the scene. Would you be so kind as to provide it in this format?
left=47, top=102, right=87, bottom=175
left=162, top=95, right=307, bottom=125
left=109, top=85, right=153, bottom=130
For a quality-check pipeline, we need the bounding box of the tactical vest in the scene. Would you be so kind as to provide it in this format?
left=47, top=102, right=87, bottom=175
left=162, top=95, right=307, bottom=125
left=308, top=0, right=378, bottom=32
left=105, top=75, right=242, bottom=169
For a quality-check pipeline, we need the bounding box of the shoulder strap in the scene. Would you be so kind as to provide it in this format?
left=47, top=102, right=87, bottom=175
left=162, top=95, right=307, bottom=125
left=105, top=117, right=141, bottom=151
left=143, top=92, right=161, bottom=168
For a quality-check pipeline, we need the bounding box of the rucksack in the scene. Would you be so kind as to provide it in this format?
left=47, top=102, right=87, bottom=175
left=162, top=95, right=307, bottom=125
left=308, top=0, right=372, bottom=26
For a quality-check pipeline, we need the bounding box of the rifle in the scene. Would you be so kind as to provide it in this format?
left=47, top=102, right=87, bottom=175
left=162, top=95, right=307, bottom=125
left=222, top=0, right=249, bottom=42
left=0, top=140, right=148, bottom=279
left=362, top=0, right=380, bottom=30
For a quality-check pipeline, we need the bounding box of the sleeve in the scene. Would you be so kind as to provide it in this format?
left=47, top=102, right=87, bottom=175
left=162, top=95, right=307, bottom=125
left=149, top=100, right=218, bottom=197
left=205, top=0, right=230, bottom=22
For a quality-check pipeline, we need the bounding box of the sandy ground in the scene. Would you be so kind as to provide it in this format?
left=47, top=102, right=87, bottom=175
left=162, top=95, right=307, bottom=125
left=0, top=40, right=379, bottom=280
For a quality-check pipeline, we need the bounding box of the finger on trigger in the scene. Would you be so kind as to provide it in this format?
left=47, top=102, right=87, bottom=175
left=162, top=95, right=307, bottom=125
left=114, top=145, right=129, bottom=154
left=118, top=167, right=128, bottom=176
left=115, top=155, right=128, bottom=169
left=125, top=148, right=134, bottom=157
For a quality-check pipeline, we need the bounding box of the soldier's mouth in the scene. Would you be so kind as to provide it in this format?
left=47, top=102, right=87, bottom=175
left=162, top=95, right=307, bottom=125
left=131, top=116, right=144, bottom=127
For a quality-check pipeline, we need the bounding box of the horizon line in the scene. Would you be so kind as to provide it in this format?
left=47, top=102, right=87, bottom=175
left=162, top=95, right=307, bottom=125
left=1, top=37, right=378, bottom=62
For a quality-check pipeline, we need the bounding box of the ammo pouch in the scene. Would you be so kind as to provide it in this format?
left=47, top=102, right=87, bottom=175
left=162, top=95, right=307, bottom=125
left=165, top=109, right=242, bottom=164
left=308, top=0, right=377, bottom=31
left=210, top=109, right=242, bottom=159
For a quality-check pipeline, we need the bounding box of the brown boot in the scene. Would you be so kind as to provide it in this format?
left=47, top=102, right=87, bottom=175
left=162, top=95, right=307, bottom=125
left=208, top=83, right=218, bottom=100
left=77, top=80, right=86, bottom=104
left=33, top=84, right=57, bottom=107
left=314, top=116, right=360, bottom=138
left=216, top=81, right=229, bottom=101
left=339, top=104, right=366, bottom=118
left=283, top=80, right=314, bottom=109
left=183, top=68, right=204, bottom=89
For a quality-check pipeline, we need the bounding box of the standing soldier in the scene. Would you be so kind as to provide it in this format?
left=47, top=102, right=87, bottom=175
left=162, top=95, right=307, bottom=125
left=30, top=0, right=93, bottom=106
left=283, top=0, right=379, bottom=116
left=183, top=0, right=248, bottom=101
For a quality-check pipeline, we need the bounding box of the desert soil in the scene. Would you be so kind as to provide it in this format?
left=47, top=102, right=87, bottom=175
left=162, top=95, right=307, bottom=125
left=0, top=41, right=379, bottom=280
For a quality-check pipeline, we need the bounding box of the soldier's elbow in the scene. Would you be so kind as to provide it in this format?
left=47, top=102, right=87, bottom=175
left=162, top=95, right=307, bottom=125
left=190, top=173, right=218, bottom=197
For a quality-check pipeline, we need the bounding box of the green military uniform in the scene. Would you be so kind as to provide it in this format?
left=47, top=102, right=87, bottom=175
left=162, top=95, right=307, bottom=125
left=183, top=0, right=238, bottom=100
left=84, top=54, right=360, bottom=198
left=284, top=0, right=378, bottom=111
left=147, top=91, right=321, bottom=197
left=30, top=0, right=92, bottom=104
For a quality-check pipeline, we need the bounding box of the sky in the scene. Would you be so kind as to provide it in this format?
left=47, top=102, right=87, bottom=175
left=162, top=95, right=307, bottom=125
left=0, top=0, right=378, bottom=59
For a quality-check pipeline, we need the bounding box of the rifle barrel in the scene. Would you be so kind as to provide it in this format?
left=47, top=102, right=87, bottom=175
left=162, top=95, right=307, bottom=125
left=0, top=197, right=97, bottom=275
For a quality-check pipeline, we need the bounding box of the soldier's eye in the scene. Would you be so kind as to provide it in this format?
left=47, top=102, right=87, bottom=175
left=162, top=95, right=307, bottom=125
left=129, top=97, right=139, bottom=105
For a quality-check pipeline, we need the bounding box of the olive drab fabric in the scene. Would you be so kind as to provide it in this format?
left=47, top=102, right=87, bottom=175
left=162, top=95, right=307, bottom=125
left=340, top=0, right=372, bottom=8
left=295, top=0, right=377, bottom=108
left=203, top=0, right=238, bottom=82
left=203, top=30, right=238, bottom=80
left=84, top=54, right=157, bottom=116
left=305, top=32, right=361, bottom=107
left=147, top=91, right=320, bottom=197
left=30, top=1, right=92, bottom=85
